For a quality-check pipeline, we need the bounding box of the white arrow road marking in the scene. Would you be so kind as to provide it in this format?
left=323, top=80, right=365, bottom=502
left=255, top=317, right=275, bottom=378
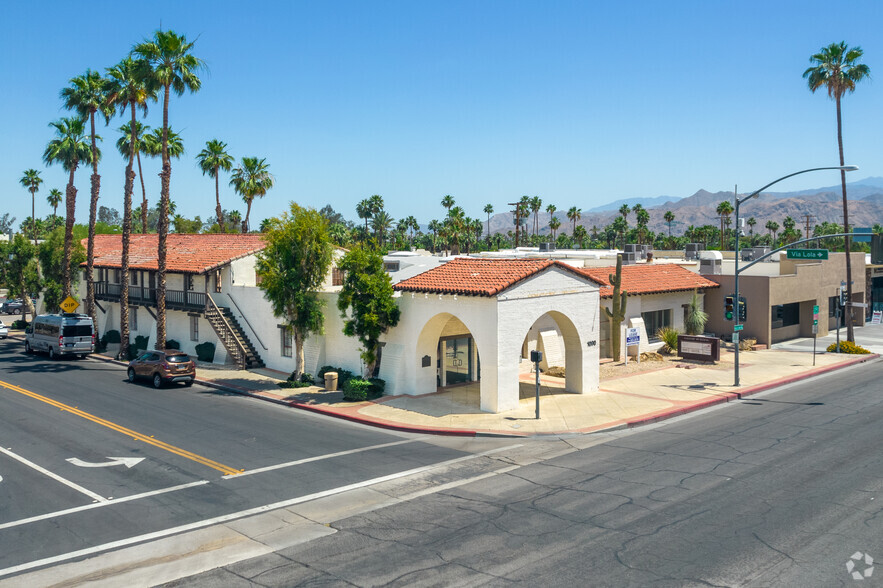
left=0, top=447, right=106, bottom=503
left=66, top=457, right=145, bottom=469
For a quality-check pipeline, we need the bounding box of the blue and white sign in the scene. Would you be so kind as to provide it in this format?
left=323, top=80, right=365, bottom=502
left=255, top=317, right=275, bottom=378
left=626, top=328, right=640, bottom=347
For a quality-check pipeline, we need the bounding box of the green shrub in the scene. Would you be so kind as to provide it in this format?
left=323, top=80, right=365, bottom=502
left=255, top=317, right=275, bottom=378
left=826, top=341, right=870, bottom=354
left=317, top=365, right=337, bottom=379
left=133, top=335, right=149, bottom=351
left=104, top=330, right=121, bottom=344
left=165, top=339, right=181, bottom=350
left=656, top=327, right=680, bottom=354
left=278, top=379, right=312, bottom=389
left=367, top=377, right=385, bottom=399
left=11, top=320, right=29, bottom=330
left=342, top=378, right=373, bottom=401
left=195, top=341, right=216, bottom=362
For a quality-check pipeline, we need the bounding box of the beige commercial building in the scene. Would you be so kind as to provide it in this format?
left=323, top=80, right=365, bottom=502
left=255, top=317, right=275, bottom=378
left=703, top=252, right=866, bottom=346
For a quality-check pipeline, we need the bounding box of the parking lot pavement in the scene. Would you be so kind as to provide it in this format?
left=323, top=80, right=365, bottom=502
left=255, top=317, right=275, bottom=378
left=772, top=322, right=883, bottom=355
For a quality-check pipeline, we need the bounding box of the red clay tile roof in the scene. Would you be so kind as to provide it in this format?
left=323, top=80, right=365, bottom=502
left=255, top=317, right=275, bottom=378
left=83, top=234, right=266, bottom=274
left=575, top=264, right=720, bottom=298
left=394, top=258, right=596, bottom=297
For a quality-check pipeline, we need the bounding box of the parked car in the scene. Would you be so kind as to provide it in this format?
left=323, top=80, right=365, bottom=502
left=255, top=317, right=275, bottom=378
left=24, top=313, right=95, bottom=359
left=1, top=299, right=22, bottom=314
left=127, top=350, right=196, bottom=388
left=0, top=320, right=7, bottom=339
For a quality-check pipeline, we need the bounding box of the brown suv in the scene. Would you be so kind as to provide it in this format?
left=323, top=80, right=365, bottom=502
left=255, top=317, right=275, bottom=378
left=127, top=350, right=196, bottom=388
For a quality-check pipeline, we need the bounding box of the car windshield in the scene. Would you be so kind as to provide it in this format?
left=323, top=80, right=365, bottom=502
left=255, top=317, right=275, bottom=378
left=166, top=355, right=190, bottom=363
left=62, top=325, right=93, bottom=337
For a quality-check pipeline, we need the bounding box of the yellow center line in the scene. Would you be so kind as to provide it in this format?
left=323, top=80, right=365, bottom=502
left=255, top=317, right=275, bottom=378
left=0, top=379, right=240, bottom=476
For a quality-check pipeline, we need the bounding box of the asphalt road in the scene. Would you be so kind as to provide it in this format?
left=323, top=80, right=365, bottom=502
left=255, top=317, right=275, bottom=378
left=163, top=358, right=883, bottom=587
left=0, top=338, right=489, bottom=580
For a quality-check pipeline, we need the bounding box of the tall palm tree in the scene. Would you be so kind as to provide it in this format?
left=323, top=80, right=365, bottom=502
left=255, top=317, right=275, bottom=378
left=549, top=216, right=561, bottom=241
left=766, top=220, right=780, bottom=246
left=445, top=206, right=466, bottom=255
left=107, top=56, right=156, bottom=235
left=371, top=211, right=395, bottom=246
left=635, top=205, right=650, bottom=246
left=716, top=200, right=734, bottom=250
left=115, top=120, right=152, bottom=233
left=47, top=188, right=62, bottom=222
left=19, top=170, right=43, bottom=246
left=106, top=56, right=155, bottom=360
left=43, top=117, right=93, bottom=299
left=483, top=204, right=494, bottom=239
left=196, top=140, right=234, bottom=232
left=143, top=127, right=184, bottom=159
left=230, top=157, right=274, bottom=232
left=61, top=69, right=110, bottom=323
left=356, top=199, right=371, bottom=235
left=663, top=210, right=675, bottom=247
left=133, top=29, right=204, bottom=350
left=618, top=204, right=631, bottom=222
left=804, top=41, right=870, bottom=342
left=566, top=206, right=581, bottom=234
left=747, top=217, right=757, bottom=237
left=402, top=215, right=418, bottom=247
left=530, top=196, right=542, bottom=236
left=441, top=194, right=455, bottom=212
left=545, top=203, right=557, bottom=239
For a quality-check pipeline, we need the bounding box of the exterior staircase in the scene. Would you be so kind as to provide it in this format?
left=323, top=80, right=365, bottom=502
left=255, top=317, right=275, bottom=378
left=204, top=297, right=265, bottom=370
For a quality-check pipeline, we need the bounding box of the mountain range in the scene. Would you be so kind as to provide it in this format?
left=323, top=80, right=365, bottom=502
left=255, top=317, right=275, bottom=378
left=488, top=177, right=883, bottom=236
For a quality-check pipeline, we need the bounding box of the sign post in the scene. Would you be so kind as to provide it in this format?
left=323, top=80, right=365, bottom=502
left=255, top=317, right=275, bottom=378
left=530, top=350, right=542, bottom=420
left=812, top=304, right=819, bottom=366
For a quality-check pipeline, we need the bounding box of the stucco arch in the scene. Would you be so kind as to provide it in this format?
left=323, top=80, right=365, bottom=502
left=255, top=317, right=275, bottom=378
left=415, top=312, right=488, bottom=397
left=519, top=310, right=585, bottom=394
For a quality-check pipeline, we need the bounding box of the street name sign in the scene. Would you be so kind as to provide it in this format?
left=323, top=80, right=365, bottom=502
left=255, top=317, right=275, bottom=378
left=60, top=296, right=79, bottom=313
left=813, top=305, right=820, bottom=314
left=786, top=249, right=828, bottom=260
left=733, top=324, right=744, bottom=332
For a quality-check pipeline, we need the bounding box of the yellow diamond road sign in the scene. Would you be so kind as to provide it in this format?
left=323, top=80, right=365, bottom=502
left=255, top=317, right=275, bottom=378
left=60, top=296, right=79, bottom=313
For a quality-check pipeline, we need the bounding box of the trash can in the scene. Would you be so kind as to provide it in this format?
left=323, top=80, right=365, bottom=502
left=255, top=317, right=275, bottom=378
left=324, top=371, right=338, bottom=392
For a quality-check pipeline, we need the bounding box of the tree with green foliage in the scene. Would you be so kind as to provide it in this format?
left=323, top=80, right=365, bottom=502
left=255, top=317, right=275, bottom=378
left=230, top=156, right=274, bottom=232
left=43, top=116, right=93, bottom=300
left=20, top=169, right=43, bottom=245
left=134, top=29, right=204, bottom=352
left=634, top=204, right=650, bottom=245
left=46, top=188, right=62, bottom=223
left=483, top=204, right=494, bottom=240
left=337, top=246, right=401, bottom=377
left=61, top=69, right=110, bottom=325
left=567, top=206, right=581, bottom=235
left=196, top=139, right=234, bottom=233
left=256, top=203, right=333, bottom=379
left=0, top=235, right=41, bottom=322
left=805, top=41, right=869, bottom=343
left=37, top=228, right=86, bottom=313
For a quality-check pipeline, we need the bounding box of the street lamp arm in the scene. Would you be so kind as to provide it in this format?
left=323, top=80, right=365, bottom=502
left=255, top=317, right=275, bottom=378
left=741, top=166, right=858, bottom=204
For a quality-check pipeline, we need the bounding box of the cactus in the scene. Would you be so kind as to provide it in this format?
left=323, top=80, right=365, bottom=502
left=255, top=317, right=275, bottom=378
left=603, top=254, right=628, bottom=362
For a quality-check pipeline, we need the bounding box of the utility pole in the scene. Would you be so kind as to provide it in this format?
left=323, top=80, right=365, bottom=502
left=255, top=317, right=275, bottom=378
left=803, top=213, right=815, bottom=247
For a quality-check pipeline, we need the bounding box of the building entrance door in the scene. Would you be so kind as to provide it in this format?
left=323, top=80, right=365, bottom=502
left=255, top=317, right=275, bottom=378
left=442, top=337, right=472, bottom=385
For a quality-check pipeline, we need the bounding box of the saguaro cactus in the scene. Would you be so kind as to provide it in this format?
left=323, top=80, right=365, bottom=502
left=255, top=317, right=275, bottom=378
left=603, top=254, right=628, bottom=362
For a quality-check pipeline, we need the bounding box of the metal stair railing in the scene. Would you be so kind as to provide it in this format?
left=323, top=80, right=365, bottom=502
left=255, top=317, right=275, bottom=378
left=205, top=293, right=248, bottom=369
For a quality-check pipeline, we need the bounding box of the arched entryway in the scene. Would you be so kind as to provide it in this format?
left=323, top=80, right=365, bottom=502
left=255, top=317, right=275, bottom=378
left=519, top=310, right=584, bottom=394
left=415, top=312, right=484, bottom=397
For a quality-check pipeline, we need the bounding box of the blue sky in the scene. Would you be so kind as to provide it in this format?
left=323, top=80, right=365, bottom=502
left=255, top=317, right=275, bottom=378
left=3, top=1, right=882, bottom=229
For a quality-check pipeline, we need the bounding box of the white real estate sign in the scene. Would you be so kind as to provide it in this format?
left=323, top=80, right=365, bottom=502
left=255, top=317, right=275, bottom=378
left=872, top=311, right=882, bottom=325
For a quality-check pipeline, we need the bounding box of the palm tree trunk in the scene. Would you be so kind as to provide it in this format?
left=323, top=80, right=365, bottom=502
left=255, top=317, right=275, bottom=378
left=137, top=150, right=148, bottom=233
left=120, top=104, right=138, bottom=360
left=155, top=83, right=171, bottom=351
left=62, top=164, right=78, bottom=300
left=836, top=94, right=855, bottom=342
left=31, top=190, right=36, bottom=246
left=86, top=111, right=101, bottom=326
left=243, top=199, right=253, bottom=233
left=214, top=169, right=225, bottom=232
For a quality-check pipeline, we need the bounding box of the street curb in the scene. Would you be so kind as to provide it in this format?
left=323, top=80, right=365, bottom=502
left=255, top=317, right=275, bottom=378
left=12, top=333, right=879, bottom=438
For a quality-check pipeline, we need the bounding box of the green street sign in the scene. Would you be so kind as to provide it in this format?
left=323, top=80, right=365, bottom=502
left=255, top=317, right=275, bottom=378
left=786, top=249, right=828, bottom=260
left=813, top=305, right=819, bottom=314
left=813, top=319, right=818, bottom=325
left=734, top=324, right=744, bottom=331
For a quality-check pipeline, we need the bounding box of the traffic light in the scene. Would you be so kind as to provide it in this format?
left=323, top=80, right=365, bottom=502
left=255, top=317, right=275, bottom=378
left=839, top=287, right=848, bottom=308
left=724, top=296, right=734, bottom=321
left=738, top=297, right=747, bottom=322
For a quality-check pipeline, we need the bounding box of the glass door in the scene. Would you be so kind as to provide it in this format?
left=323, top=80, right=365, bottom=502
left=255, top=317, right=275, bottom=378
left=444, top=337, right=472, bottom=385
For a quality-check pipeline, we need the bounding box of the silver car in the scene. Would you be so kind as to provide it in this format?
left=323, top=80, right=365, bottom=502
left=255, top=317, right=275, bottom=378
left=0, top=320, right=7, bottom=339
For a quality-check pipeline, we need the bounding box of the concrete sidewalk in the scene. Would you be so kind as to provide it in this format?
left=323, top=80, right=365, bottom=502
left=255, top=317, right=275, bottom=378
left=192, top=347, right=878, bottom=437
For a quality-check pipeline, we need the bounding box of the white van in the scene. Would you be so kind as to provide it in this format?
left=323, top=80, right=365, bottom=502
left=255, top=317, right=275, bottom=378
left=25, top=314, right=95, bottom=359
